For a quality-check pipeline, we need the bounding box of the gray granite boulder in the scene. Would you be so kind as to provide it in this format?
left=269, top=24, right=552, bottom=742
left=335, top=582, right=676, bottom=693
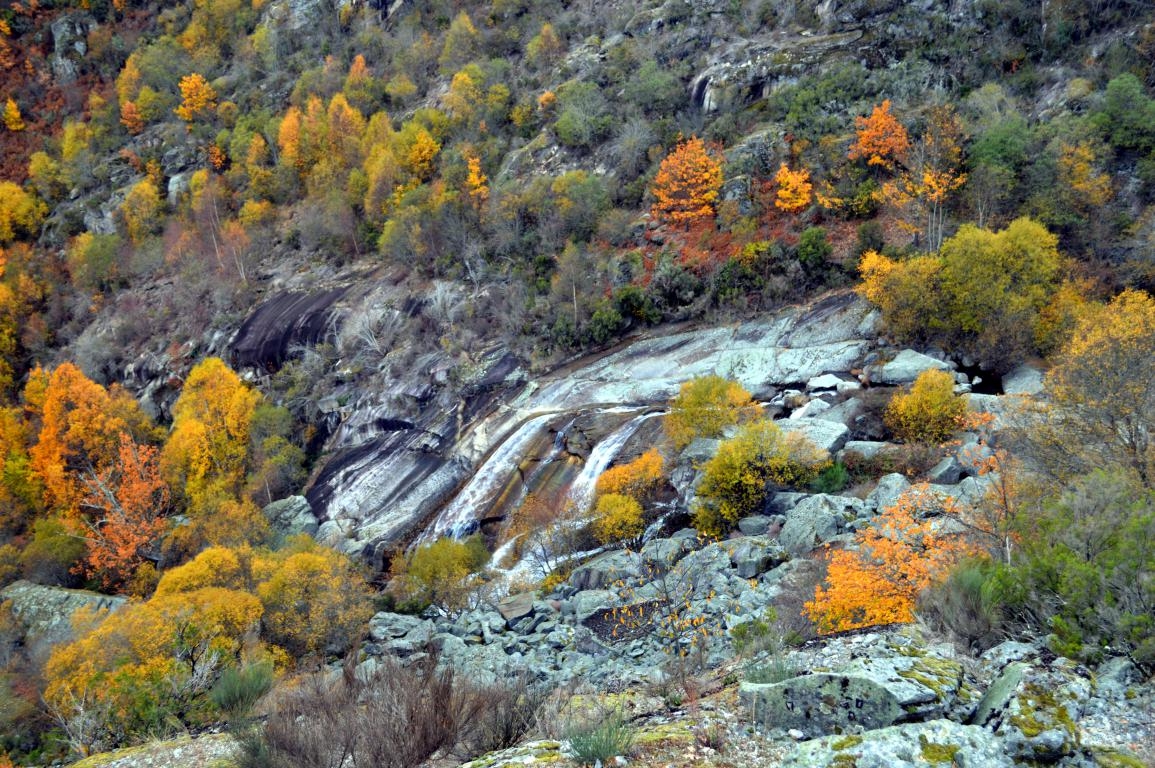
left=781, top=719, right=1014, bottom=767
left=868, top=349, right=953, bottom=385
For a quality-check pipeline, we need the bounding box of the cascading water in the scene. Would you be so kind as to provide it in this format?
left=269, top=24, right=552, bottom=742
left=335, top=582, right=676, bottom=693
left=422, top=412, right=558, bottom=541
left=564, top=411, right=664, bottom=514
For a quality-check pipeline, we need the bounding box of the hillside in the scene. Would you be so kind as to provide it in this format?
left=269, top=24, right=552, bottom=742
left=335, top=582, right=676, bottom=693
left=0, top=0, right=1153, bottom=765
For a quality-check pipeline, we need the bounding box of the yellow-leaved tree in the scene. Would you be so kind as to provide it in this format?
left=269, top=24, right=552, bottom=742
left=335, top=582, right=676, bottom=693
left=665, top=375, right=761, bottom=449
left=884, top=369, right=968, bottom=444
left=161, top=357, right=260, bottom=516
left=774, top=163, right=812, bottom=213
left=174, top=73, right=218, bottom=122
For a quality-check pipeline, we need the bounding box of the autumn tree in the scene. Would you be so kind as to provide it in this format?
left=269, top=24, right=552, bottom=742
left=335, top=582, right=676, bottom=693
left=665, top=375, right=761, bottom=449
left=596, top=448, right=664, bottom=500
left=174, top=73, right=218, bottom=122
left=161, top=357, right=261, bottom=515
left=858, top=218, right=1065, bottom=369
left=884, top=369, right=968, bottom=444
left=593, top=493, right=645, bottom=547
left=693, top=420, right=829, bottom=537
left=0, top=181, right=47, bottom=243
left=438, top=11, right=478, bottom=74
left=805, top=486, right=975, bottom=633
left=774, top=163, right=812, bottom=213
left=30, top=363, right=155, bottom=516
left=465, top=154, right=488, bottom=211
left=257, top=538, right=373, bottom=658
left=2, top=98, right=24, bottom=132
left=119, top=101, right=144, bottom=135
left=388, top=535, right=487, bottom=611
left=44, top=585, right=263, bottom=754
left=1027, top=289, right=1155, bottom=487
left=118, top=179, right=162, bottom=243
left=848, top=99, right=910, bottom=170
left=883, top=105, right=967, bottom=250
left=650, top=136, right=723, bottom=228
left=73, top=434, right=171, bottom=591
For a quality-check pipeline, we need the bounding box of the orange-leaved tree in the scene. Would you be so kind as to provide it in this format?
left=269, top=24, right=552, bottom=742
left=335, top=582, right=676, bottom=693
left=650, top=136, right=723, bottom=228
left=30, top=363, right=156, bottom=515
left=774, top=163, right=812, bottom=213
left=805, top=485, right=976, bottom=634
left=595, top=448, right=664, bottom=500
left=74, top=433, right=171, bottom=591
left=174, top=73, right=217, bottom=122
left=848, top=99, right=910, bottom=171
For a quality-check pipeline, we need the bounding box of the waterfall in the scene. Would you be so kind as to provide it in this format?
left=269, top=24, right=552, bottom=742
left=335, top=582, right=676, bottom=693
left=565, top=411, right=663, bottom=514
left=423, top=412, right=557, bottom=541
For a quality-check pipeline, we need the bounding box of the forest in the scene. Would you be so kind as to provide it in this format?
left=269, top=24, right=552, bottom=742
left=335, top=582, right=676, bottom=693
left=0, top=0, right=1152, bottom=765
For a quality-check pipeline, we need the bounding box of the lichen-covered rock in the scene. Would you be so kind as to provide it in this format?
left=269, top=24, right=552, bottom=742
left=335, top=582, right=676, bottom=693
left=459, top=740, right=563, bottom=767
left=727, top=536, right=788, bottom=578
left=973, top=660, right=1090, bottom=762
left=781, top=719, right=1014, bottom=767
left=780, top=417, right=850, bottom=454
left=263, top=495, right=318, bottom=537
left=778, top=494, right=859, bottom=555
left=71, top=733, right=237, bottom=768
left=568, top=549, right=641, bottom=591
left=742, top=636, right=966, bottom=736
left=868, top=349, right=953, bottom=385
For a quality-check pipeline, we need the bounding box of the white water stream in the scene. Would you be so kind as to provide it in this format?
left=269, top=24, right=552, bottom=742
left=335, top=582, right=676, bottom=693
left=422, top=412, right=558, bottom=541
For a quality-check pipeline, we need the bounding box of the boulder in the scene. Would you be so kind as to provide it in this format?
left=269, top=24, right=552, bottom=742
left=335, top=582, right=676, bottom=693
left=460, top=741, right=563, bottom=768
left=496, top=591, right=536, bottom=626
left=867, top=472, right=912, bottom=511
left=728, top=536, right=788, bottom=578
left=780, top=418, right=850, bottom=454
left=789, top=398, right=832, bottom=420
left=781, top=719, right=1014, bottom=768
left=640, top=528, right=697, bottom=571
left=1, top=580, right=127, bottom=650
left=868, top=349, right=952, bottom=385
left=806, top=373, right=847, bottom=391
left=779, top=494, right=859, bottom=555
left=367, top=611, right=433, bottom=642
left=1001, top=363, right=1045, bottom=395
left=737, top=515, right=773, bottom=536
left=926, top=456, right=963, bottom=485
left=264, top=495, right=319, bottom=537
left=742, top=647, right=965, bottom=736
left=973, top=660, right=1090, bottom=762
left=568, top=550, right=641, bottom=591
left=840, top=440, right=890, bottom=460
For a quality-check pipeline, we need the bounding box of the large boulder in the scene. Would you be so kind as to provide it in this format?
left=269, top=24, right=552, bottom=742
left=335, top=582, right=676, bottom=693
left=568, top=550, right=641, bottom=591
left=868, top=349, right=952, bottom=385
left=780, top=418, right=850, bottom=454
left=778, top=494, right=859, bottom=555
left=741, top=638, right=965, bottom=736
left=264, top=495, right=319, bottom=537
left=867, top=472, right=912, bottom=512
left=727, top=536, right=788, bottom=578
left=972, top=660, right=1090, bottom=762
left=781, top=719, right=1014, bottom=768
left=1, top=580, right=127, bottom=650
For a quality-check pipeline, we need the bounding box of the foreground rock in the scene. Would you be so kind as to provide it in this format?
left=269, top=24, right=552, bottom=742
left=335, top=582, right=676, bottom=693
left=782, top=719, right=1014, bottom=768
left=71, top=733, right=237, bottom=768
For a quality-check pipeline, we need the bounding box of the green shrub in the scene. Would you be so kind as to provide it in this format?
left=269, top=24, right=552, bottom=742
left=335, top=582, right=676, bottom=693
left=810, top=461, right=850, bottom=494
left=211, top=662, right=274, bottom=721
left=566, top=709, right=635, bottom=766
left=693, top=420, right=829, bottom=537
